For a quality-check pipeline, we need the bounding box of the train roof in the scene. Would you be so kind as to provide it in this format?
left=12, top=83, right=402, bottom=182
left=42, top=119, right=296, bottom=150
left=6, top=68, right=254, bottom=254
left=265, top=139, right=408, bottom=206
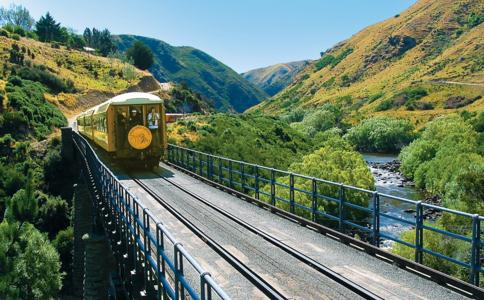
left=78, top=92, right=163, bottom=117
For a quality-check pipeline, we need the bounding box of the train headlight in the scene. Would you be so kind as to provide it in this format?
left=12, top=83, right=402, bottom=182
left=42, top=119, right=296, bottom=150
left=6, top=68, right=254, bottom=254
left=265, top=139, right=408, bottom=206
left=128, top=125, right=152, bottom=150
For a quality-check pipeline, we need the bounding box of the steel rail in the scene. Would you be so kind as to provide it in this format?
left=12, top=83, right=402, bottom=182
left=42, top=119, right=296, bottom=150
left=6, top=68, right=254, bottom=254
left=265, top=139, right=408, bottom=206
left=131, top=177, right=288, bottom=300
left=155, top=173, right=384, bottom=300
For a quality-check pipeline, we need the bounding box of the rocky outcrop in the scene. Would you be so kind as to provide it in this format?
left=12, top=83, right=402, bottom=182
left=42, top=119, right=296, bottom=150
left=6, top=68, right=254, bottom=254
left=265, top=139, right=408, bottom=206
left=365, top=35, right=417, bottom=65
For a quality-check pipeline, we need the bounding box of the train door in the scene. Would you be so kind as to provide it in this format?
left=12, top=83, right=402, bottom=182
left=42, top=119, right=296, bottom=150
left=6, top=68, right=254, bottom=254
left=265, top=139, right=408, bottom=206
left=115, top=106, right=128, bottom=150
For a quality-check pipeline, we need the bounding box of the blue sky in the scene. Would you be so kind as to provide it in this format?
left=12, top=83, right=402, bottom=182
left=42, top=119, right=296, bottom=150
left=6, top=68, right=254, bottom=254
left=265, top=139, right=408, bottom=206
left=2, top=0, right=416, bottom=72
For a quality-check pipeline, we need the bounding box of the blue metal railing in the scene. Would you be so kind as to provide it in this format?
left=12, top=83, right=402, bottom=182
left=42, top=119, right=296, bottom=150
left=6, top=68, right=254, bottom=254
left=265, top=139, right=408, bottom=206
left=167, top=144, right=483, bottom=287
left=73, top=132, right=230, bottom=300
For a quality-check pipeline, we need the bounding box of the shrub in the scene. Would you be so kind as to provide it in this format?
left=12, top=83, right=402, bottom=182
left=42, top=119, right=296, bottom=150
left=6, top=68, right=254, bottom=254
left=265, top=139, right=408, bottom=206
left=17, top=66, right=76, bottom=93
left=315, top=55, right=335, bottom=71
left=5, top=77, right=66, bottom=138
left=261, top=135, right=374, bottom=228
left=9, top=43, right=24, bottom=65
left=2, top=24, right=14, bottom=33
left=36, top=193, right=70, bottom=238
left=368, top=92, right=384, bottom=103
left=345, top=117, right=415, bottom=153
left=171, top=114, right=313, bottom=170
left=399, top=115, right=482, bottom=215
left=12, top=26, right=26, bottom=37
left=393, top=221, right=469, bottom=281
left=53, top=227, right=73, bottom=287
left=322, top=77, right=335, bottom=88
left=280, top=108, right=306, bottom=123
left=290, top=104, right=343, bottom=137
left=1, top=111, right=29, bottom=137
left=25, top=31, right=38, bottom=40
left=375, top=99, right=393, bottom=111
left=0, top=29, right=9, bottom=37
left=10, top=33, right=20, bottom=40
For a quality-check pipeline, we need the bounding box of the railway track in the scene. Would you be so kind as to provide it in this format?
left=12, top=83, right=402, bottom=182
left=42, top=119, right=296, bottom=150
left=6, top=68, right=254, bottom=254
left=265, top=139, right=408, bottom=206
left=132, top=177, right=287, bottom=300
left=132, top=173, right=384, bottom=300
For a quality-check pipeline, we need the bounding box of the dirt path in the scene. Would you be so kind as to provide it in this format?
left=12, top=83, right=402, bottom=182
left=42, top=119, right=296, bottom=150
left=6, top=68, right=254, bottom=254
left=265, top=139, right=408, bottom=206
left=429, top=80, right=484, bottom=87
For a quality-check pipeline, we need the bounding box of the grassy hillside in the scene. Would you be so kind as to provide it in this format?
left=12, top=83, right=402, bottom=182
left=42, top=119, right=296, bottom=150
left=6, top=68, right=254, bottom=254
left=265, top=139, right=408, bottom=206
left=116, top=35, right=268, bottom=112
left=242, top=60, right=309, bottom=96
left=251, top=0, right=484, bottom=125
left=0, top=36, right=153, bottom=117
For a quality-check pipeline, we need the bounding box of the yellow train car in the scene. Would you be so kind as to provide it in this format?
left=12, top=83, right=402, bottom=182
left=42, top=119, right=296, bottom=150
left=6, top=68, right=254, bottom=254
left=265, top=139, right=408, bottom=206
left=77, top=92, right=167, bottom=169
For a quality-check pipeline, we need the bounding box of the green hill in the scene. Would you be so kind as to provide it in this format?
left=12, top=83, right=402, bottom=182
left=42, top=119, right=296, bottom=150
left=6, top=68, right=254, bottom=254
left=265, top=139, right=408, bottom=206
left=115, top=35, right=268, bottom=112
left=242, top=60, right=309, bottom=96
left=250, top=0, right=484, bottom=126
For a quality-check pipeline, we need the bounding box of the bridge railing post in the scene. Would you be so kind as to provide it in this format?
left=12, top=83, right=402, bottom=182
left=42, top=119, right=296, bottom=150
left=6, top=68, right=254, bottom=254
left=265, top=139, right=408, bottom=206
left=255, top=166, right=260, bottom=200
left=142, top=209, right=150, bottom=294
left=311, top=178, right=317, bottom=222
left=229, top=160, right=233, bottom=188
left=207, top=155, right=211, bottom=179
left=200, top=273, right=212, bottom=300
left=338, top=184, right=345, bottom=232
left=289, top=173, right=295, bottom=214
left=191, top=150, right=195, bottom=172
left=372, top=192, right=380, bottom=247
left=270, top=169, right=276, bottom=206
left=415, top=201, right=423, bottom=264
left=240, top=162, right=245, bottom=193
left=155, top=223, right=166, bottom=300
left=174, top=243, right=185, bottom=299
left=470, top=215, right=481, bottom=286
left=218, top=157, right=222, bottom=183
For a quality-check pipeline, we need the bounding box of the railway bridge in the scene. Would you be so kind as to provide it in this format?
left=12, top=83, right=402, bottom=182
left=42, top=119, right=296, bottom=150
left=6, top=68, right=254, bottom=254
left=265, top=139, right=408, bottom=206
left=63, top=127, right=484, bottom=299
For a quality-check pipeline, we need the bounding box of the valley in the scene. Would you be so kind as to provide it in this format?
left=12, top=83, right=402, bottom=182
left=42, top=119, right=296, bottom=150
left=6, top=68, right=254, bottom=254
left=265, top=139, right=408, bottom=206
left=0, top=0, right=482, bottom=297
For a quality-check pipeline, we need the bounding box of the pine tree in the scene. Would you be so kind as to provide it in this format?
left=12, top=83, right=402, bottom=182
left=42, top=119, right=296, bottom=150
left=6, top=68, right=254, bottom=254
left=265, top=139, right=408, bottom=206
left=83, top=27, right=92, bottom=46
left=126, top=41, right=154, bottom=70
left=35, top=12, right=61, bottom=42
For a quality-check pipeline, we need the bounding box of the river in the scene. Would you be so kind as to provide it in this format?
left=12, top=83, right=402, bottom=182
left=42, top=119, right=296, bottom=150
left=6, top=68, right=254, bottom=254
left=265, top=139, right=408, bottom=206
left=362, top=153, right=423, bottom=248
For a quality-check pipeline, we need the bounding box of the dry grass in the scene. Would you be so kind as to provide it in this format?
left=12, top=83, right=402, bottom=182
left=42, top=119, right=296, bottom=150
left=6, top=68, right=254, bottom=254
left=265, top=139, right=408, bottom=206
left=251, top=0, right=484, bottom=125
left=0, top=36, right=150, bottom=116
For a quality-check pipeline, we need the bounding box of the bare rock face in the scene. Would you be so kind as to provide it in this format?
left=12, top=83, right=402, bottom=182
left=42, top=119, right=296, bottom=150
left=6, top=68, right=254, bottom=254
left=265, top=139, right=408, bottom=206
left=365, top=35, right=417, bottom=65
left=125, top=75, right=161, bottom=92
left=444, top=95, right=482, bottom=109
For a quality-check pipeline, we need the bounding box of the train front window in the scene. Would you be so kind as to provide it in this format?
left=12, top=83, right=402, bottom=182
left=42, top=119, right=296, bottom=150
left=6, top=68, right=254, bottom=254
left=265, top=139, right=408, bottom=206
left=147, top=106, right=160, bottom=129
left=128, top=106, right=143, bottom=128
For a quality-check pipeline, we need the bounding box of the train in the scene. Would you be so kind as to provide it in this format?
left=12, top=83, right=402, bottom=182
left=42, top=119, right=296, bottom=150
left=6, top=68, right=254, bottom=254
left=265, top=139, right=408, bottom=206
left=77, top=92, right=167, bottom=169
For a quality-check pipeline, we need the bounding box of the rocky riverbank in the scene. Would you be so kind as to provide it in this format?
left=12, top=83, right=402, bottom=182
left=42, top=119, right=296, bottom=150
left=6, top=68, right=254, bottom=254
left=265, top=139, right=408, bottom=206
left=367, top=159, right=442, bottom=221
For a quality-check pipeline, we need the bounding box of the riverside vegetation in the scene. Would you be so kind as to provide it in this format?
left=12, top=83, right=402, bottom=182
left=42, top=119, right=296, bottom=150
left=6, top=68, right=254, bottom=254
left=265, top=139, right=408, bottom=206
left=0, top=0, right=483, bottom=297
left=169, top=108, right=484, bottom=283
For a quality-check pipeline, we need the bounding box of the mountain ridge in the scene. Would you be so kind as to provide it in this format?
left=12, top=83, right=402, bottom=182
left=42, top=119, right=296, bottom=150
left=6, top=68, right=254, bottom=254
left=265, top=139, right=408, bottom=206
left=242, top=60, right=309, bottom=96
left=115, top=34, right=268, bottom=112
left=250, top=0, right=484, bottom=125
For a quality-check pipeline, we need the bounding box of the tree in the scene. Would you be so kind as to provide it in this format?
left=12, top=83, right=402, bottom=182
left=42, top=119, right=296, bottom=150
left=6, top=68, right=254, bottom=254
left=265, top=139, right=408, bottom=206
left=344, top=116, right=416, bottom=153
left=0, top=171, right=62, bottom=299
left=84, top=27, right=115, bottom=56
left=98, top=29, right=115, bottom=56
left=83, top=27, right=92, bottom=46
left=126, top=41, right=154, bottom=70
left=0, top=4, right=35, bottom=30
left=0, top=221, right=62, bottom=299
left=35, top=12, right=61, bottom=42
left=261, top=135, right=374, bottom=227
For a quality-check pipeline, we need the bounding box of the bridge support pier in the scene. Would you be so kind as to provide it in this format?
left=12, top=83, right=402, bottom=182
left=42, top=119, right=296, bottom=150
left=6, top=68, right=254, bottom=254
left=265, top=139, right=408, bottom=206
left=61, top=127, right=73, bottom=162
left=82, top=233, right=116, bottom=300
